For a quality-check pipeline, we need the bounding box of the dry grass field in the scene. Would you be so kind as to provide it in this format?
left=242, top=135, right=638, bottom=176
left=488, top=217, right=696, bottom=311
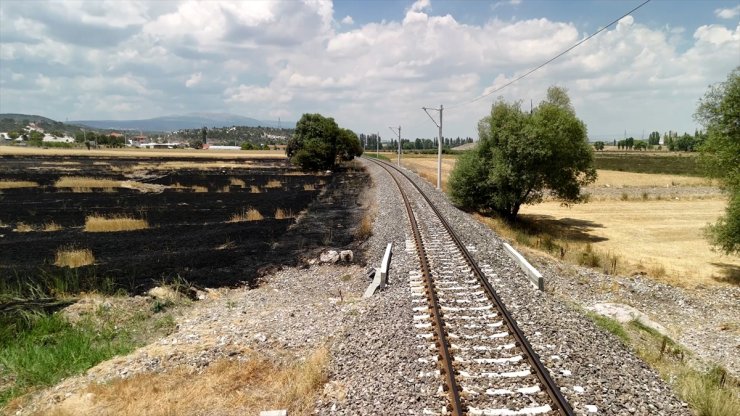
left=0, top=145, right=285, bottom=159
left=39, top=347, right=328, bottom=416
left=397, top=154, right=457, bottom=191
left=592, top=170, right=714, bottom=188
left=401, top=154, right=737, bottom=287
left=518, top=199, right=738, bottom=286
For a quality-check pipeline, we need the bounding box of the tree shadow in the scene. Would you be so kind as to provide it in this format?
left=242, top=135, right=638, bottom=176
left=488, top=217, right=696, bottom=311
left=517, top=214, right=609, bottom=243
left=710, top=262, right=740, bottom=286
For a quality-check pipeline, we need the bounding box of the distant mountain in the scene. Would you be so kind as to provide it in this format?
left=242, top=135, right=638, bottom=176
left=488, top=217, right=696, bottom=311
left=69, top=113, right=296, bottom=132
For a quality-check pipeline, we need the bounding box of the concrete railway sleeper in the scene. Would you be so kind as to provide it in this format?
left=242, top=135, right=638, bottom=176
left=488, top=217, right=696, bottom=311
left=367, top=158, right=573, bottom=416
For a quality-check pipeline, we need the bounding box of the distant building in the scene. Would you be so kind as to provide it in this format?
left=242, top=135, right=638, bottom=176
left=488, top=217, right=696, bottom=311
left=140, top=142, right=183, bottom=149
left=129, top=135, right=148, bottom=146
left=203, top=144, right=241, bottom=150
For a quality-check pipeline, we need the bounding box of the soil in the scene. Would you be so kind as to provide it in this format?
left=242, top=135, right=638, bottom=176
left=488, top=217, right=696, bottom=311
left=0, top=155, right=370, bottom=294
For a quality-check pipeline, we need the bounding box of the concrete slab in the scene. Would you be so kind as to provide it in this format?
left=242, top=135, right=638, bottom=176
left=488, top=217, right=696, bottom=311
left=587, top=302, right=669, bottom=335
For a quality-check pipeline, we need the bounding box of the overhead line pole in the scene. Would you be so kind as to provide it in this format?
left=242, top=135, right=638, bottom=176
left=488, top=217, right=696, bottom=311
left=376, top=131, right=379, bottom=158
left=389, top=125, right=401, bottom=166
left=422, top=105, right=443, bottom=190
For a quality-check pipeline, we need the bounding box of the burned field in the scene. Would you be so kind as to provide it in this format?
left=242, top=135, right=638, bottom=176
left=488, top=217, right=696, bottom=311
left=0, top=154, right=369, bottom=295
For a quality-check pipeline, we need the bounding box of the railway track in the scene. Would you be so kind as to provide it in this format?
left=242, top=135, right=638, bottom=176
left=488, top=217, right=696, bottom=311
left=367, top=158, right=573, bottom=416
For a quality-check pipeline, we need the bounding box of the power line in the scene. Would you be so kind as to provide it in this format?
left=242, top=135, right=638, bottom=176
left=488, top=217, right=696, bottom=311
left=446, top=0, right=652, bottom=110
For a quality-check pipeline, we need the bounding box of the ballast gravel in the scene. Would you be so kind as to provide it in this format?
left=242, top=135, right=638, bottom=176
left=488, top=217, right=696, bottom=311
left=317, top=159, right=690, bottom=416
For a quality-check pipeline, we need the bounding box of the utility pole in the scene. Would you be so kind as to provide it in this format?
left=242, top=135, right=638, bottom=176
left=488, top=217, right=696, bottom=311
left=389, top=125, right=401, bottom=166
left=422, top=105, right=443, bottom=190
left=376, top=131, right=379, bottom=158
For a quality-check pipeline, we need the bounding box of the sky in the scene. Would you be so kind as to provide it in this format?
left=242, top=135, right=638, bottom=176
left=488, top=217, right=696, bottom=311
left=0, top=0, right=738, bottom=140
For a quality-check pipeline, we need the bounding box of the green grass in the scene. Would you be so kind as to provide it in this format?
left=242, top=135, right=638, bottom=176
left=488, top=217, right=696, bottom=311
left=626, top=320, right=740, bottom=416
left=0, top=268, right=122, bottom=303
left=583, top=311, right=740, bottom=416
left=0, top=296, right=179, bottom=408
left=594, top=152, right=701, bottom=176
left=0, top=313, right=134, bottom=406
left=585, top=311, right=630, bottom=342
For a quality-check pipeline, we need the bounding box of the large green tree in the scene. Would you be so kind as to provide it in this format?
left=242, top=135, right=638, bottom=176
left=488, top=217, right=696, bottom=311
left=695, top=67, right=739, bottom=254
left=449, top=86, right=596, bottom=221
left=286, top=113, right=362, bottom=171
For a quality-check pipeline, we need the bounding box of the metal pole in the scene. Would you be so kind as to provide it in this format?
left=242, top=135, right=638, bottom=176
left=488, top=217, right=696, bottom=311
left=376, top=131, right=379, bottom=158
left=389, top=126, right=402, bottom=167
left=437, top=105, right=443, bottom=190
left=422, top=105, right=444, bottom=190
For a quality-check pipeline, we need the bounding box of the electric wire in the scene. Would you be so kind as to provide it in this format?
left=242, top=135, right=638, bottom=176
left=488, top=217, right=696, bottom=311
left=444, top=0, right=652, bottom=110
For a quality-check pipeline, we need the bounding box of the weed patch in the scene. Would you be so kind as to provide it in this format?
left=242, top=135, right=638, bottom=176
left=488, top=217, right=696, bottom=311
left=274, top=208, right=293, bottom=219
left=229, top=208, right=263, bottom=222
left=626, top=320, right=740, bottom=416
left=229, top=178, right=246, bottom=187
left=13, top=222, right=34, bottom=233
left=0, top=181, right=38, bottom=189
left=84, top=215, right=149, bottom=232
left=265, top=179, right=282, bottom=188
left=54, top=248, right=95, bottom=268
left=42, top=222, right=63, bottom=232
left=55, top=177, right=121, bottom=192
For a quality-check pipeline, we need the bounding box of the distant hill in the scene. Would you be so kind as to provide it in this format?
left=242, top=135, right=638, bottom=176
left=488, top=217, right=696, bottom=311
left=69, top=113, right=296, bottom=132
left=0, top=113, right=84, bottom=134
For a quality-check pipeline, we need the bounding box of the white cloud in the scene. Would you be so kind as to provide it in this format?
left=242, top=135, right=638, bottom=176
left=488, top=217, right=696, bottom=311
left=410, top=0, right=431, bottom=13
left=225, top=84, right=292, bottom=104
left=715, top=5, right=740, bottom=19
left=0, top=0, right=738, bottom=139
left=185, top=72, right=202, bottom=88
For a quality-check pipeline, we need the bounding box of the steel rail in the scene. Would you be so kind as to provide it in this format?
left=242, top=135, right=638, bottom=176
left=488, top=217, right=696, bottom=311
left=367, top=157, right=574, bottom=416
left=371, top=158, right=465, bottom=415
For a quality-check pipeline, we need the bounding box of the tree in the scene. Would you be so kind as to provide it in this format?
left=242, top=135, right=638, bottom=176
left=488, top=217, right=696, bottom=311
left=336, top=128, right=363, bottom=161
left=695, top=67, right=739, bottom=254
left=286, top=113, right=362, bottom=171
left=675, top=133, right=696, bottom=151
left=648, top=131, right=660, bottom=145
left=448, top=87, right=596, bottom=221
left=593, top=141, right=605, bottom=151
left=28, top=130, right=44, bottom=146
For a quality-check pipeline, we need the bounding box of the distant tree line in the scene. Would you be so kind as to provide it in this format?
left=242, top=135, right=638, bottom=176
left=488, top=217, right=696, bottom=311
left=357, top=134, right=473, bottom=152
left=593, top=129, right=708, bottom=152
